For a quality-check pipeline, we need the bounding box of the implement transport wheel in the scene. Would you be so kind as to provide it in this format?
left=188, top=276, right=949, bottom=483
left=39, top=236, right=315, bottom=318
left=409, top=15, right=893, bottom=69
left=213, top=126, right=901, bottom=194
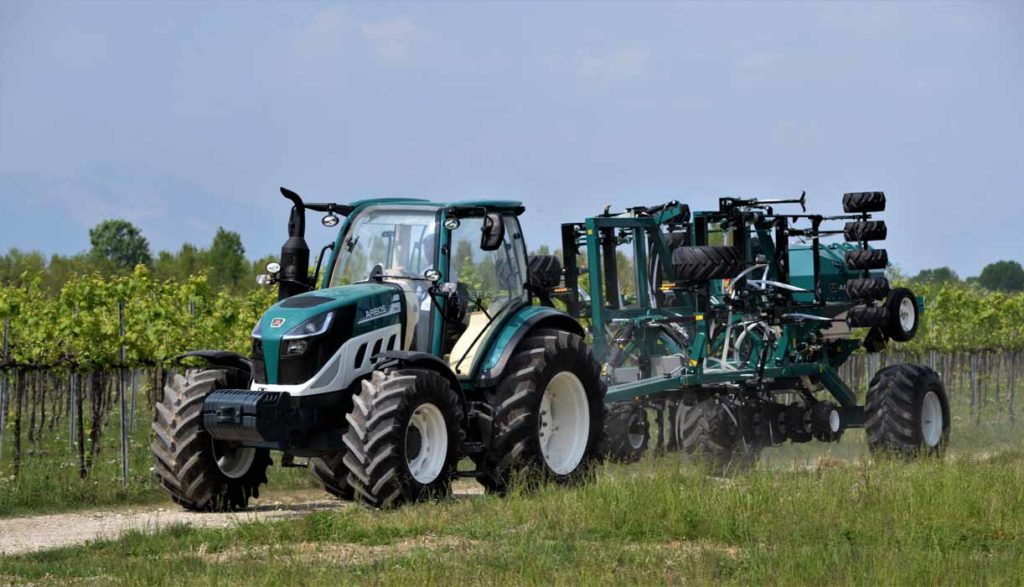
left=672, top=246, right=743, bottom=282
left=343, top=369, right=464, bottom=509
left=151, top=369, right=271, bottom=511
left=678, top=399, right=759, bottom=475
left=883, top=288, right=919, bottom=342
left=474, top=329, right=606, bottom=493
left=865, top=364, right=950, bottom=457
left=604, top=402, right=650, bottom=463
left=311, top=450, right=355, bottom=501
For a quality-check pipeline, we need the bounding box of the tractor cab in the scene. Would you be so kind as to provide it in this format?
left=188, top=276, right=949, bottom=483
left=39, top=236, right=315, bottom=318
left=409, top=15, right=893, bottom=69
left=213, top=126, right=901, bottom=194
left=321, top=200, right=530, bottom=377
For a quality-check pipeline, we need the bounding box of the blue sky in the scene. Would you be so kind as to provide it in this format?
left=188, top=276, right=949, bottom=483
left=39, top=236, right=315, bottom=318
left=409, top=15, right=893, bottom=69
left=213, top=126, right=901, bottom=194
left=1, top=1, right=1021, bottom=276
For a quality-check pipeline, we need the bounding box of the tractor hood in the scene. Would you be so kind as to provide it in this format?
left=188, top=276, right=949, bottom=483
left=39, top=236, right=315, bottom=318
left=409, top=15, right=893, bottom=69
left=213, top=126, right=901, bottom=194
left=252, top=282, right=404, bottom=387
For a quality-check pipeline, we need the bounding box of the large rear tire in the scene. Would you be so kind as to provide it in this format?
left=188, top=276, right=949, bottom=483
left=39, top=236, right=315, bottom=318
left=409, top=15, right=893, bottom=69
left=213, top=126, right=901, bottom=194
left=151, top=369, right=271, bottom=511
left=343, top=369, right=464, bottom=509
left=311, top=451, right=355, bottom=501
left=865, top=364, right=949, bottom=457
left=474, top=329, right=605, bottom=493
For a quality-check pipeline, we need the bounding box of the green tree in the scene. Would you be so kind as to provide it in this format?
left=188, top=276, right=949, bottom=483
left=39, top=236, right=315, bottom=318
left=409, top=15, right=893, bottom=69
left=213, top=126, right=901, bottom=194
left=88, top=219, right=152, bottom=270
left=912, top=267, right=960, bottom=286
left=978, top=260, right=1024, bottom=292
left=206, top=227, right=248, bottom=291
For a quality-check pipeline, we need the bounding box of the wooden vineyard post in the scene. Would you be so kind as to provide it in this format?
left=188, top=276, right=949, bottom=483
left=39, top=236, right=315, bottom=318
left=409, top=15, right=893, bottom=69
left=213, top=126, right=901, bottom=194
left=0, top=318, right=8, bottom=459
left=118, top=300, right=129, bottom=489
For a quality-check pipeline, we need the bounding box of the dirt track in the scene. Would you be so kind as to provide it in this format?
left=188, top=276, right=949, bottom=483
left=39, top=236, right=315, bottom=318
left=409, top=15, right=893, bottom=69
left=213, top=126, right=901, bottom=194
left=0, top=490, right=345, bottom=556
left=0, top=481, right=484, bottom=556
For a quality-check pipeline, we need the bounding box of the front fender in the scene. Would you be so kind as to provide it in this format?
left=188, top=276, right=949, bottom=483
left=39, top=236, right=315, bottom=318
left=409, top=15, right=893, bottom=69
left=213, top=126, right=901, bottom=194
left=476, top=306, right=585, bottom=385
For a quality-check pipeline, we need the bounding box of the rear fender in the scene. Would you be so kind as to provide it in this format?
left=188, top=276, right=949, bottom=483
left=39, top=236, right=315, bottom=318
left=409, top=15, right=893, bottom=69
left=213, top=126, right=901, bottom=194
left=475, top=306, right=585, bottom=385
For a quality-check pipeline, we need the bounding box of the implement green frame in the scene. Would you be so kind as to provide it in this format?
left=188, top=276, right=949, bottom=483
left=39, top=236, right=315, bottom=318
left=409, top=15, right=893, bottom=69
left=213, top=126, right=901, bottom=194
left=560, top=202, right=867, bottom=427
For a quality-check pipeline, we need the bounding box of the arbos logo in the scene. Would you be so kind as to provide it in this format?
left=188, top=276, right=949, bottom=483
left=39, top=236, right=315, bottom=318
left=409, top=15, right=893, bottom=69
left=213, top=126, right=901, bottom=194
left=270, top=318, right=286, bottom=328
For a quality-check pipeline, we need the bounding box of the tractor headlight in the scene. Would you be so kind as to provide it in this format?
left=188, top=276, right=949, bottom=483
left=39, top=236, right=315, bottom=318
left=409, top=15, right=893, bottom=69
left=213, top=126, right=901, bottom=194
left=283, top=311, right=335, bottom=340
left=283, top=339, right=309, bottom=357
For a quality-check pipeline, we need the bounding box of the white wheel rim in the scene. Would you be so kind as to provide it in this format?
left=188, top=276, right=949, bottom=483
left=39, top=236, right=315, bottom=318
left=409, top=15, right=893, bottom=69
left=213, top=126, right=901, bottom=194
left=539, top=371, right=590, bottom=475
left=899, top=297, right=916, bottom=332
left=627, top=411, right=646, bottom=450
left=828, top=409, right=841, bottom=433
left=406, top=402, right=448, bottom=484
left=215, top=445, right=256, bottom=479
left=921, top=391, right=943, bottom=447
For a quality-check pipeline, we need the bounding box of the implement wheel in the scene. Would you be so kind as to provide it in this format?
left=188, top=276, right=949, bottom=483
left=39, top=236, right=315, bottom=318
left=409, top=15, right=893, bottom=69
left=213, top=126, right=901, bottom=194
left=865, top=364, right=949, bottom=457
left=474, top=329, right=606, bottom=493
left=343, top=369, right=464, bottom=509
left=604, top=402, right=650, bottom=463
left=678, top=398, right=759, bottom=475
left=151, top=369, right=271, bottom=511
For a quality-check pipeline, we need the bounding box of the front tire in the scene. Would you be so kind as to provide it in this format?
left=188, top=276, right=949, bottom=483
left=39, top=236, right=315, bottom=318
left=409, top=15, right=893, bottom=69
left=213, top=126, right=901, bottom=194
left=343, top=369, right=464, bottom=509
left=865, top=364, right=949, bottom=457
left=151, top=369, right=271, bottom=511
left=474, top=329, right=605, bottom=493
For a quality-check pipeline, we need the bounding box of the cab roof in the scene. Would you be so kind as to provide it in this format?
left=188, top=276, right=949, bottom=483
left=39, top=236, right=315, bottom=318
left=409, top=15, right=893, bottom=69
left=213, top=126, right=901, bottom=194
left=347, top=197, right=525, bottom=215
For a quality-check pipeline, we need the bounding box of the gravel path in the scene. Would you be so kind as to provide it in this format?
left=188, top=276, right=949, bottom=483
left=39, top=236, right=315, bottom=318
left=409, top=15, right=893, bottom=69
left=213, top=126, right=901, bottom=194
left=0, top=481, right=484, bottom=556
left=0, top=490, right=341, bottom=556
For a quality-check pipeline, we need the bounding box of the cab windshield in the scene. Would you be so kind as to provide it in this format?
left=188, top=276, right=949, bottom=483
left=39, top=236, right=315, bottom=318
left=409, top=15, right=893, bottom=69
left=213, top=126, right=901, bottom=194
left=330, top=207, right=437, bottom=286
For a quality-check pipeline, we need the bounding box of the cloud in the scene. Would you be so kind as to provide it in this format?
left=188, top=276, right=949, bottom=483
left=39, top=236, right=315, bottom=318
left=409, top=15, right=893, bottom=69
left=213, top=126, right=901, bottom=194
left=578, top=47, right=648, bottom=82
left=360, top=17, right=418, bottom=61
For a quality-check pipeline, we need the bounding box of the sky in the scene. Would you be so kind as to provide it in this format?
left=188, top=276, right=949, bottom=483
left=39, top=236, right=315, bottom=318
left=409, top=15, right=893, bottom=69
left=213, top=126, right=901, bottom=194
left=1, top=1, right=1022, bottom=277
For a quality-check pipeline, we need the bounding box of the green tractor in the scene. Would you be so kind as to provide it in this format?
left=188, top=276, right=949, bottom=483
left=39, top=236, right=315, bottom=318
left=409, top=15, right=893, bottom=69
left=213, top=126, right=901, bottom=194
left=552, top=192, right=950, bottom=470
left=152, top=189, right=606, bottom=510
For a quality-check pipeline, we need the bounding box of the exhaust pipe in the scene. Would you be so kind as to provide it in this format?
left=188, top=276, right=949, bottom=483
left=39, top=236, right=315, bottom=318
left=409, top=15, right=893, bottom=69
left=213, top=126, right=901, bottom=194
left=278, top=187, right=310, bottom=300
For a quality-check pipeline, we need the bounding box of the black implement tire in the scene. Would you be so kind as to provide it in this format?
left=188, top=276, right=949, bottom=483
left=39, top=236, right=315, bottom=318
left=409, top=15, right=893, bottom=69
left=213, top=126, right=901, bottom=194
left=883, top=288, right=919, bottom=342
left=673, top=246, right=743, bottom=282
left=784, top=404, right=813, bottom=443
left=848, top=305, right=887, bottom=328
left=604, top=402, right=650, bottom=463
left=151, top=369, right=271, bottom=511
left=845, top=249, right=889, bottom=270
left=311, top=451, right=355, bottom=501
left=865, top=364, right=949, bottom=457
left=678, top=399, right=759, bottom=474
left=844, top=221, right=887, bottom=242
left=810, top=401, right=843, bottom=442
left=846, top=277, right=890, bottom=301
left=842, top=191, right=886, bottom=213
left=343, top=369, right=464, bottom=509
left=474, top=329, right=605, bottom=493
left=529, top=255, right=563, bottom=289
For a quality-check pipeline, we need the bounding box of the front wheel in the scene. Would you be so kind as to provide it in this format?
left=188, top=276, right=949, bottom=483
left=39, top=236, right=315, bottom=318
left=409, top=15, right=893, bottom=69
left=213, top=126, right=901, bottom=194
left=474, top=329, right=606, bottom=493
left=151, top=369, right=271, bottom=511
left=865, top=364, right=949, bottom=457
left=343, top=369, right=464, bottom=509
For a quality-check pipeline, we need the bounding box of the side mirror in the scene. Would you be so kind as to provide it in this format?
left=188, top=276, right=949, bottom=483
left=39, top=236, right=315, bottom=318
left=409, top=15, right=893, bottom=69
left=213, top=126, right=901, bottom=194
left=480, top=212, right=505, bottom=252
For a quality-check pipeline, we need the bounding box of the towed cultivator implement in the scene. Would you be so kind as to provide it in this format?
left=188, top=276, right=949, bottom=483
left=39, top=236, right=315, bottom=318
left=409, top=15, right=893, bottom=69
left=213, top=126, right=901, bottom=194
left=548, top=192, right=949, bottom=470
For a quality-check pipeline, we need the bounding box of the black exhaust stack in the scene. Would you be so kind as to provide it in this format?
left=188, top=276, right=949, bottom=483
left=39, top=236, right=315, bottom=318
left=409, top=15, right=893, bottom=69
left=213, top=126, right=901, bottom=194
left=278, top=187, right=310, bottom=300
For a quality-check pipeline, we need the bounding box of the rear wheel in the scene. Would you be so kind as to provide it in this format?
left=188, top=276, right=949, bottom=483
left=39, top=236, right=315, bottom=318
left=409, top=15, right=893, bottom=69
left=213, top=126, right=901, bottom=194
left=474, top=329, right=605, bottom=493
left=865, top=364, right=949, bottom=457
left=151, top=369, right=271, bottom=511
left=604, top=402, right=650, bottom=463
left=311, top=451, right=354, bottom=501
left=343, top=369, right=464, bottom=509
